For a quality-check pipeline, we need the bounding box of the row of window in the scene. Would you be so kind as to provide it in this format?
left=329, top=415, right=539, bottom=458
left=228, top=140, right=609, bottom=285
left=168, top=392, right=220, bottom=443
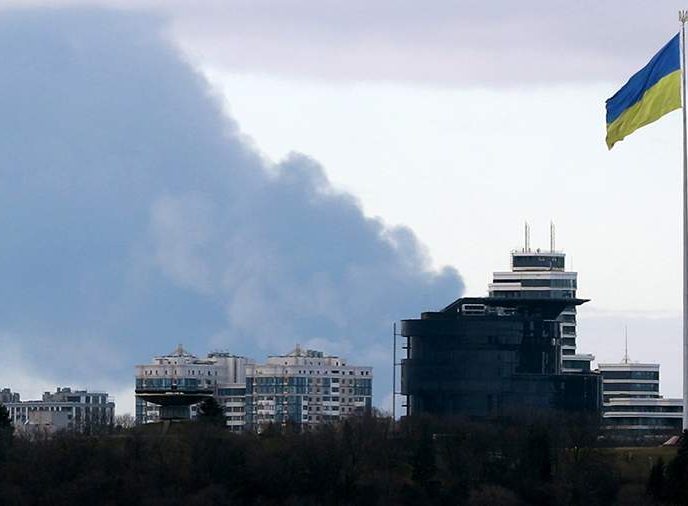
left=136, top=378, right=210, bottom=389
left=561, top=325, right=576, bottom=336
left=512, top=256, right=565, bottom=269
left=493, top=278, right=576, bottom=288
left=604, top=383, right=659, bottom=392
left=141, top=368, right=219, bottom=376
left=602, top=371, right=659, bottom=380
left=491, top=290, right=574, bottom=299
left=216, top=388, right=246, bottom=396
left=251, top=395, right=368, bottom=403
left=604, top=405, right=682, bottom=413
left=604, top=417, right=681, bottom=427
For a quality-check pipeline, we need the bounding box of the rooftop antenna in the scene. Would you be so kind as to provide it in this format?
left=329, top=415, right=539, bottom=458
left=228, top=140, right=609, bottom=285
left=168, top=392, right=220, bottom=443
left=623, top=325, right=630, bottom=364
left=524, top=221, right=531, bottom=252
left=550, top=221, right=556, bottom=252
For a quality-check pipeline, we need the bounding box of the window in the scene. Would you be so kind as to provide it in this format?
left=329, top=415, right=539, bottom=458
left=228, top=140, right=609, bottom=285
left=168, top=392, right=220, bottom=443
left=603, top=371, right=659, bottom=380
left=605, top=382, right=659, bottom=392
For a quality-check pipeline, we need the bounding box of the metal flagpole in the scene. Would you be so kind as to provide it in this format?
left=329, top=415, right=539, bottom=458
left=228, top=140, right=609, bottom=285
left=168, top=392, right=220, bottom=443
left=392, top=322, right=396, bottom=421
left=681, top=10, right=688, bottom=431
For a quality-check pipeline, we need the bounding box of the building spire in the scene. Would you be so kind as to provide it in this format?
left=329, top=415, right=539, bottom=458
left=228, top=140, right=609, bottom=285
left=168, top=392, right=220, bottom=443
left=623, top=325, right=630, bottom=364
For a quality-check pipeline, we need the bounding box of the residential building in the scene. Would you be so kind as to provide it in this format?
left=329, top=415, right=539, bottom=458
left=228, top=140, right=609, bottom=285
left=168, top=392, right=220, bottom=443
left=2, top=387, right=115, bottom=433
left=0, top=388, right=20, bottom=404
left=400, top=296, right=602, bottom=418
left=135, top=345, right=248, bottom=430
left=488, top=224, right=594, bottom=373
left=135, top=345, right=373, bottom=432
left=246, top=345, right=373, bottom=432
left=599, top=358, right=682, bottom=443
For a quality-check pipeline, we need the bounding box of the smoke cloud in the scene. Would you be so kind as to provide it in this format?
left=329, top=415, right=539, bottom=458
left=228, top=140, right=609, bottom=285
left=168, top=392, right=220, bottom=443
left=0, top=8, right=463, bottom=411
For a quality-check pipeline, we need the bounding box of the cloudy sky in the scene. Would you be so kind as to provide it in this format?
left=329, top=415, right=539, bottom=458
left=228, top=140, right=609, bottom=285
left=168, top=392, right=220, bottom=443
left=1, top=2, right=687, bottom=413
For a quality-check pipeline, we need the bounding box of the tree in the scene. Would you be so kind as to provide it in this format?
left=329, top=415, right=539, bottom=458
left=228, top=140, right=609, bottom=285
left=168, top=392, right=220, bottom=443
left=647, top=457, right=665, bottom=502
left=665, top=430, right=688, bottom=503
left=114, top=414, right=136, bottom=431
left=411, top=430, right=437, bottom=488
left=0, top=403, right=13, bottom=461
left=468, top=485, right=522, bottom=506
left=196, top=398, right=225, bottom=427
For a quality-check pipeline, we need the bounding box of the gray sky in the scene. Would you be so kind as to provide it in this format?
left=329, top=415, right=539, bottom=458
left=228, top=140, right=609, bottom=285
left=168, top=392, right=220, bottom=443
left=1, top=2, right=687, bottom=412
left=4, top=0, right=687, bottom=85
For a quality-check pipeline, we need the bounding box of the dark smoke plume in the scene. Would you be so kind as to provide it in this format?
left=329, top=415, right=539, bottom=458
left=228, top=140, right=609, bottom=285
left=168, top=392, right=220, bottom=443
left=0, top=8, right=463, bottom=409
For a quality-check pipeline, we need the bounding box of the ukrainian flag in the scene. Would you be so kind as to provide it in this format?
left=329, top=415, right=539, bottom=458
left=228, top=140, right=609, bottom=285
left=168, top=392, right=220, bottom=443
left=606, top=34, right=681, bottom=149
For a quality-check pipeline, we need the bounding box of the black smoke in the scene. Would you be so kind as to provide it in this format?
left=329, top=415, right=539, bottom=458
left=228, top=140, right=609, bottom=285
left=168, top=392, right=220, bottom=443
left=0, top=8, right=463, bottom=409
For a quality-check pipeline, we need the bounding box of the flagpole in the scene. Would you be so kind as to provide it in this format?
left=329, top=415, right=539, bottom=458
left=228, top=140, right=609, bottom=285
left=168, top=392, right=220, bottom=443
left=681, top=9, right=688, bottom=431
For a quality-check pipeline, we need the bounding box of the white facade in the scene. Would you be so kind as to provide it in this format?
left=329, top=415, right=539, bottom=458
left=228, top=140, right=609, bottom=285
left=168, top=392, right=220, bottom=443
left=135, top=345, right=374, bottom=432
left=599, top=361, right=682, bottom=437
left=21, top=410, right=72, bottom=435
left=2, top=387, right=115, bottom=433
left=135, top=345, right=249, bottom=430
left=246, top=345, right=373, bottom=431
left=489, top=246, right=594, bottom=373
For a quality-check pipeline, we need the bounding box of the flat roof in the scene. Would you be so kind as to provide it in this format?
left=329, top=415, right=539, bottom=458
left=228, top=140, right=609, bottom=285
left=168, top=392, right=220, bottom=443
left=512, top=250, right=565, bottom=257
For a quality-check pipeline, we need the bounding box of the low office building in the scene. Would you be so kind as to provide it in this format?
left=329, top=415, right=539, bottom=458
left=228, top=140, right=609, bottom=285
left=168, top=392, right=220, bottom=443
left=2, top=387, right=115, bottom=433
left=246, top=346, right=373, bottom=431
left=599, top=360, right=682, bottom=443
left=401, top=296, right=602, bottom=418
left=135, top=345, right=373, bottom=431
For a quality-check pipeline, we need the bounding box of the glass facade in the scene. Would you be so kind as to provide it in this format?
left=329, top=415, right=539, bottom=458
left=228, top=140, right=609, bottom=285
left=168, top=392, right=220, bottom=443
left=491, top=290, right=575, bottom=299
left=604, top=417, right=681, bottom=427
left=604, top=383, right=659, bottom=392
left=605, top=405, right=682, bottom=413
left=401, top=297, right=601, bottom=418
left=601, top=371, right=659, bottom=380
left=512, top=255, right=565, bottom=269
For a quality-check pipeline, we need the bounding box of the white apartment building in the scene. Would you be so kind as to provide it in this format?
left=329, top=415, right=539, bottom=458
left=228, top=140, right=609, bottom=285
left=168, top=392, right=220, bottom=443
left=246, top=345, right=373, bottom=431
left=2, top=387, right=115, bottom=433
left=135, top=345, right=373, bottom=432
left=135, top=345, right=248, bottom=430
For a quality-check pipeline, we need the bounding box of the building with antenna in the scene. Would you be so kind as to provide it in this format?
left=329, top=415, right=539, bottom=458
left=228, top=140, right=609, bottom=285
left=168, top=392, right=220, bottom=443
left=488, top=223, right=594, bottom=373
left=598, top=338, right=682, bottom=444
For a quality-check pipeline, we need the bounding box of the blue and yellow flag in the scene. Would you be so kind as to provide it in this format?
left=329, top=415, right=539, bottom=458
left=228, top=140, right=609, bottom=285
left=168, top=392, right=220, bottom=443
left=606, top=34, right=681, bottom=149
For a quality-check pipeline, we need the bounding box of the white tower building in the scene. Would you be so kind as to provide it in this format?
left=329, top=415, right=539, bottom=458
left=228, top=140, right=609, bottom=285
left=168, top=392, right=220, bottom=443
left=488, top=223, right=594, bottom=373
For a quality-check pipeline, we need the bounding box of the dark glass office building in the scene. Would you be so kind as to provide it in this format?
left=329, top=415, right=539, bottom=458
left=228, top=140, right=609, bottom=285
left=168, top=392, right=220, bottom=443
left=401, top=296, right=602, bottom=418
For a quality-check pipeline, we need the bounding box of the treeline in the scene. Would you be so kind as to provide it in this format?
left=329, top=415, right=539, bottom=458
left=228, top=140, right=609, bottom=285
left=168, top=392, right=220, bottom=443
left=647, top=430, right=688, bottom=505
left=0, top=405, right=682, bottom=505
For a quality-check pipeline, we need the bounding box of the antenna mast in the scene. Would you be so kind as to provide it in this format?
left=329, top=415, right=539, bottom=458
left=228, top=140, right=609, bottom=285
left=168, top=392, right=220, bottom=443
left=550, top=221, right=556, bottom=252
left=524, top=221, right=530, bottom=252
left=623, top=325, right=629, bottom=364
